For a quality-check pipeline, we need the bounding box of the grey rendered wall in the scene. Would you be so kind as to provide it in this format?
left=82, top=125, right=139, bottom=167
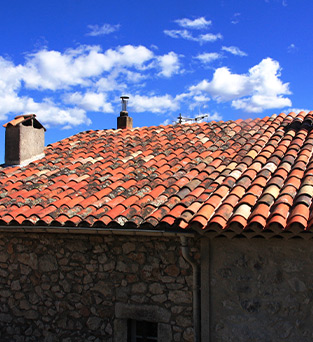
left=202, top=237, right=313, bottom=341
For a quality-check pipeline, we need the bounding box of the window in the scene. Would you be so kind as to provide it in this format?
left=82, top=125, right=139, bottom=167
left=114, top=303, right=172, bottom=342
left=128, top=320, right=158, bottom=342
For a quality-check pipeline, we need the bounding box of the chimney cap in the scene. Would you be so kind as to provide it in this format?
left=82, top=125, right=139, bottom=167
left=120, top=95, right=129, bottom=100
left=3, top=114, right=46, bottom=131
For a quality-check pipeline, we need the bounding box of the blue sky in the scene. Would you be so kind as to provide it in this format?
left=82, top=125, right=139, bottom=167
left=0, top=0, right=312, bottom=163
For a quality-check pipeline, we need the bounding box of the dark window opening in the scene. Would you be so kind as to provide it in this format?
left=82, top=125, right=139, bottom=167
left=22, top=119, right=32, bottom=127
left=127, top=319, right=158, bottom=342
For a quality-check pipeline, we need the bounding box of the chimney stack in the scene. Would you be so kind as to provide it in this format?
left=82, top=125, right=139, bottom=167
left=3, top=114, right=46, bottom=166
left=117, top=96, right=133, bottom=129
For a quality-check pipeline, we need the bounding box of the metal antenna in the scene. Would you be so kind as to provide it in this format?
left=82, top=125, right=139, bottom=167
left=177, top=113, right=211, bottom=124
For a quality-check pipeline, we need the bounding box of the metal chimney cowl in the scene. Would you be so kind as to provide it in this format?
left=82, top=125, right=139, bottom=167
left=3, top=114, right=46, bottom=166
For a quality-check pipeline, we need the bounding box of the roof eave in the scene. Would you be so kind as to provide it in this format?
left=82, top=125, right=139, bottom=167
left=0, top=225, right=196, bottom=237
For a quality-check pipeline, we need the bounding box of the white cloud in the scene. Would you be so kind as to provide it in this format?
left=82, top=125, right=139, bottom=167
left=193, top=95, right=211, bottom=103
left=164, top=29, right=222, bottom=44
left=175, top=17, right=212, bottom=29
left=232, top=95, right=291, bottom=112
left=199, top=33, right=223, bottom=43
left=189, top=95, right=211, bottom=110
left=63, top=92, right=114, bottom=112
left=0, top=92, right=90, bottom=127
left=190, top=58, right=291, bottom=112
left=1, top=42, right=290, bottom=130
left=161, top=118, right=171, bottom=125
left=164, top=29, right=193, bottom=40
left=157, top=52, right=181, bottom=77
left=286, top=108, right=309, bottom=114
left=0, top=57, right=23, bottom=94
left=0, top=44, right=187, bottom=128
left=21, top=45, right=154, bottom=90
left=95, top=76, right=125, bottom=92
left=222, top=46, right=247, bottom=57
left=124, top=70, right=147, bottom=83
left=287, top=43, right=297, bottom=53
left=130, top=94, right=179, bottom=113
left=202, top=112, right=222, bottom=121
left=195, top=52, right=221, bottom=64
left=86, top=23, right=120, bottom=36
left=231, top=13, right=241, bottom=25
left=165, top=17, right=222, bottom=45
left=190, top=68, right=249, bottom=101
left=0, top=94, right=26, bottom=120
left=265, top=0, right=287, bottom=6
left=27, top=99, right=91, bottom=127
left=248, top=58, right=290, bottom=96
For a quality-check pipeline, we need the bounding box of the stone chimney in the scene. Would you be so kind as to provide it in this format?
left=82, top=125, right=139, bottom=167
left=3, top=114, right=46, bottom=166
left=117, top=96, right=133, bottom=129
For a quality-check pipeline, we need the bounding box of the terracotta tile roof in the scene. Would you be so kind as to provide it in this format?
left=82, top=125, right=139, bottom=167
left=1, top=111, right=313, bottom=236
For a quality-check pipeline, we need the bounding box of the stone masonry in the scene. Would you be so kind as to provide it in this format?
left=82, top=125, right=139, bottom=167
left=0, top=233, right=199, bottom=342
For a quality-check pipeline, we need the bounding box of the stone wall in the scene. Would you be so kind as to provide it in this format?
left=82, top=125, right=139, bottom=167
left=209, top=237, right=313, bottom=341
left=0, top=232, right=199, bottom=342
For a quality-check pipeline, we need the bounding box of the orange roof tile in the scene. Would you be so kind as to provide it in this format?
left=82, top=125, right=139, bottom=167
left=1, top=112, right=313, bottom=236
